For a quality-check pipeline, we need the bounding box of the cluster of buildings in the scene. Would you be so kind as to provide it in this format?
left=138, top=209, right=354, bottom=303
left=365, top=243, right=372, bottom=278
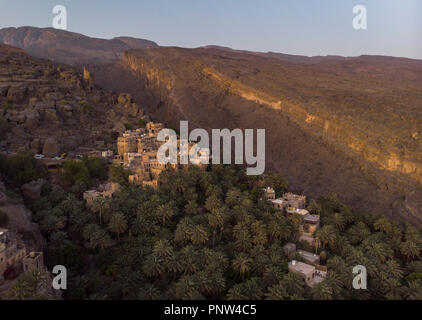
left=82, top=121, right=210, bottom=207
left=264, top=188, right=320, bottom=246
left=283, top=242, right=327, bottom=287
left=114, top=122, right=206, bottom=189
left=263, top=187, right=327, bottom=287
left=114, top=122, right=171, bottom=189
left=0, top=228, right=44, bottom=284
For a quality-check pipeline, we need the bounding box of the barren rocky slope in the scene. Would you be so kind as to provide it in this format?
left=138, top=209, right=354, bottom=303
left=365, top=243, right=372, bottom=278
left=91, top=47, right=422, bottom=223
left=0, top=44, right=145, bottom=156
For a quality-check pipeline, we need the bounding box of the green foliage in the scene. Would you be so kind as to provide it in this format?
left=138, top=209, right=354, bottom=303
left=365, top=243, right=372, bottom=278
left=138, top=118, right=147, bottom=128
left=0, top=150, right=48, bottom=187
left=109, top=164, right=130, bottom=186
left=60, top=160, right=91, bottom=187
left=1, top=101, right=12, bottom=110
left=25, top=163, right=422, bottom=300
left=82, top=157, right=108, bottom=181
left=4, top=269, right=56, bottom=300
left=263, top=173, right=289, bottom=196
left=79, top=100, right=90, bottom=114
left=124, top=122, right=134, bottom=130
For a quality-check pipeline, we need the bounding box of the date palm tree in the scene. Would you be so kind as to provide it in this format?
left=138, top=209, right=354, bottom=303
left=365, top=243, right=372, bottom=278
left=91, top=197, right=109, bottom=225
left=311, top=282, right=333, bottom=300
left=280, top=273, right=305, bottom=298
left=232, top=253, right=252, bottom=280
left=137, top=284, right=161, bottom=300
left=155, top=204, right=174, bottom=226
left=373, top=217, right=392, bottom=234
left=108, top=212, right=128, bottom=242
left=315, top=225, right=337, bottom=249
left=400, top=240, right=420, bottom=262
left=265, top=283, right=287, bottom=300
left=363, top=240, right=393, bottom=263
left=190, top=224, right=209, bottom=245
left=142, top=254, right=165, bottom=279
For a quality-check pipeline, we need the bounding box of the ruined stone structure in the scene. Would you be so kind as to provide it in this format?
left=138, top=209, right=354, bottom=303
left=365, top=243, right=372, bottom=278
left=83, top=182, right=121, bottom=208
left=0, top=228, right=27, bottom=283
left=23, top=251, right=44, bottom=272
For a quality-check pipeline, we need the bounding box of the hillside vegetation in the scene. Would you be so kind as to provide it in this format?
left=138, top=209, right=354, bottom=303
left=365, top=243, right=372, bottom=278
left=9, top=163, right=420, bottom=300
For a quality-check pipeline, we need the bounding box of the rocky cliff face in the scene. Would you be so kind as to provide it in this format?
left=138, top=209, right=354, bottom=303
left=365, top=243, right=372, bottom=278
left=0, top=175, right=44, bottom=252
left=93, top=47, right=422, bottom=223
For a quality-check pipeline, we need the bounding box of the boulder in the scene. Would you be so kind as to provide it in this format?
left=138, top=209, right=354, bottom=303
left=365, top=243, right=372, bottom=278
left=28, top=97, right=38, bottom=108
left=0, top=189, right=46, bottom=251
left=30, top=139, right=41, bottom=153
left=21, top=179, right=45, bottom=200
left=23, top=108, right=40, bottom=127
left=118, top=93, right=132, bottom=105
left=113, top=121, right=126, bottom=133
left=42, top=137, right=60, bottom=157
left=6, top=85, right=27, bottom=103
left=57, top=104, right=73, bottom=117
left=44, top=108, right=58, bottom=121
left=0, top=85, right=9, bottom=97
left=44, top=91, right=63, bottom=101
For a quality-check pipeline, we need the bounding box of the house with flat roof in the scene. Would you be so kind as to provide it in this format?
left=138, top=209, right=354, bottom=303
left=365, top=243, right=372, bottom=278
left=299, top=233, right=318, bottom=247
left=303, top=214, right=320, bottom=234
left=288, top=260, right=316, bottom=287
left=263, top=187, right=276, bottom=200
left=288, top=260, right=326, bottom=288
left=283, top=193, right=306, bottom=209
left=283, top=243, right=297, bottom=257
left=297, top=249, right=320, bottom=264
left=270, top=199, right=286, bottom=211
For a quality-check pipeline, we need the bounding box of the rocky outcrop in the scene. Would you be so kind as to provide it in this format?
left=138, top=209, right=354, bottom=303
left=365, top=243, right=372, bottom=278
left=42, top=138, right=60, bottom=157
left=0, top=44, right=145, bottom=156
left=21, top=179, right=45, bottom=200
left=0, top=184, right=45, bottom=251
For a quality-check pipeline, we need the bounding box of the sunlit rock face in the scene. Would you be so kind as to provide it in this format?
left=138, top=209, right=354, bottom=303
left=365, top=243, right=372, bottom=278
left=109, top=47, right=422, bottom=223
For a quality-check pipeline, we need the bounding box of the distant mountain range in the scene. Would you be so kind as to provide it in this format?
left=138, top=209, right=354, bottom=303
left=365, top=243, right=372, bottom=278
left=0, top=26, right=158, bottom=64
left=2, top=26, right=422, bottom=223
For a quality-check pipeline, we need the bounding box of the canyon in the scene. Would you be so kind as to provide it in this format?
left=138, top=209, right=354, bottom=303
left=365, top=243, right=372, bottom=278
left=1, top=27, right=422, bottom=223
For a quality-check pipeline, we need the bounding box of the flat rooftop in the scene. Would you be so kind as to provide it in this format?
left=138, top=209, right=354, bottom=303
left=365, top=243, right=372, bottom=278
left=304, top=214, right=320, bottom=223
left=271, top=199, right=285, bottom=204
left=289, top=260, right=315, bottom=275
left=297, top=250, right=319, bottom=262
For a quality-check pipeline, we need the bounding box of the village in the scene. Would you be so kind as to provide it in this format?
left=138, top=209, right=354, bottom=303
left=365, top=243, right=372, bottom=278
left=81, top=122, right=328, bottom=289
left=263, top=187, right=327, bottom=288
left=83, top=121, right=208, bottom=205
left=0, top=120, right=327, bottom=295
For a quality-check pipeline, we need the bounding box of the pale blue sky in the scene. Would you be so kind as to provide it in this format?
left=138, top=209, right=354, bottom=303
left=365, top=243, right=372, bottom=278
left=1, top=0, right=421, bottom=59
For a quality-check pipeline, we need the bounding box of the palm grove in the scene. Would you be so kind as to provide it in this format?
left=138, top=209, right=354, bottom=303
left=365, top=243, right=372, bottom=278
left=1, top=150, right=422, bottom=300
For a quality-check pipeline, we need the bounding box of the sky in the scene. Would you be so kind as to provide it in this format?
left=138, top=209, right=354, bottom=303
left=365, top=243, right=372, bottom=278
left=0, top=0, right=421, bottom=59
